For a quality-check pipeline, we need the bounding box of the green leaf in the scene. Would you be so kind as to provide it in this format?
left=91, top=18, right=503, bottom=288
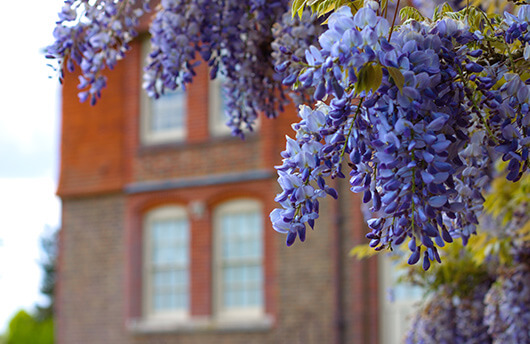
left=316, top=0, right=336, bottom=17
left=387, top=67, right=404, bottom=93
left=292, top=0, right=307, bottom=19
left=432, top=5, right=441, bottom=21
left=467, top=7, right=482, bottom=31
left=441, top=2, right=454, bottom=13
left=399, top=6, right=425, bottom=22
left=354, top=62, right=383, bottom=96
left=369, top=63, right=383, bottom=91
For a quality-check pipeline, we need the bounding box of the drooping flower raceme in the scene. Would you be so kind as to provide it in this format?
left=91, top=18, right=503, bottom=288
left=271, top=5, right=530, bottom=269
left=48, top=1, right=530, bottom=270
left=48, top=0, right=291, bottom=137
left=145, top=0, right=291, bottom=136
left=271, top=8, right=326, bottom=105
left=47, top=0, right=150, bottom=105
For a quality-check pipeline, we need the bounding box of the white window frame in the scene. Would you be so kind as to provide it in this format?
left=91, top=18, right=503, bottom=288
left=143, top=205, right=190, bottom=322
left=208, top=74, right=261, bottom=138
left=213, top=199, right=264, bottom=321
left=140, top=39, right=187, bottom=145
left=378, top=254, right=423, bottom=344
left=208, top=77, right=232, bottom=137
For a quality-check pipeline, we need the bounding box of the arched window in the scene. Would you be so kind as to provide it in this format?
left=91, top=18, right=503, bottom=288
left=213, top=199, right=264, bottom=319
left=208, top=73, right=260, bottom=137
left=143, top=205, right=190, bottom=320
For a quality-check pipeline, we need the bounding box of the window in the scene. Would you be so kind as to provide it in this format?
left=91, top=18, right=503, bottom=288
left=213, top=199, right=264, bottom=319
left=143, top=206, right=190, bottom=320
left=140, top=39, right=187, bottom=144
left=209, top=76, right=231, bottom=137
left=209, top=75, right=260, bottom=137
left=378, top=255, right=423, bottom=344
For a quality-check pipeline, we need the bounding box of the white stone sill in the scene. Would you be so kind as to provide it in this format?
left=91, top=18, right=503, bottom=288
left=127, top=315, right=274, bottom=334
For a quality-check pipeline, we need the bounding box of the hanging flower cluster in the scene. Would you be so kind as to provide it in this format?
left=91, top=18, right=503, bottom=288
left=144, top=0, right=291, bottom=136
left=271, top=8, right=326, bottom=105
left=47, top=1, right=530, bottom=269
left=271, top=3, right=530, bottom=269
left=47, top=0, right=291, bottom=137
left=46, top=0, right=150, bottom=105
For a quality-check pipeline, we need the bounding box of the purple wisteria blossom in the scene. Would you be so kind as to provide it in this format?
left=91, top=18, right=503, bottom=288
left=48, top=0, right=291, bottom=137
left=143, top=0, right=291, bottom=137
left=271, top=4, right=530, bottom=269
left=47, top=0, right=150, bottom=105
left=271, top=8, right=326, bottom=105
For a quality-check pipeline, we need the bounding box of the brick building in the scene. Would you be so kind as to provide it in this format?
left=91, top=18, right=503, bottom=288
left=55, top=32, right=419, bottom=343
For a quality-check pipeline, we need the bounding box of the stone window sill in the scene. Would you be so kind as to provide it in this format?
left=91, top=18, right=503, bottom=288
left=127, top=315, right=274, bottom=334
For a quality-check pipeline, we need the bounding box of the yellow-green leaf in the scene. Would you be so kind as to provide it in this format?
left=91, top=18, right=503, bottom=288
left=368, top=63, right=383, bottom=91
left=399, top=6, right=425, bottom=22
left=355, top=62, right=383, bottom=96
left=292, top=0, right=307, bottom=19
left=441, top=2, right=454, bottom=13
left=387, top=67, right=404, bottom=93
left=349, top=244, right=378, bottom=259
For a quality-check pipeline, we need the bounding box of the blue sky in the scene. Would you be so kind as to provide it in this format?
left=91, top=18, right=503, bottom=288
left=0, top=0, right=63, bottom=333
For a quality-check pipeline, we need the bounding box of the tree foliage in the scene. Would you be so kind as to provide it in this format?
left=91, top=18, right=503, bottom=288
left=3, top=228, right=58, bottom=343
left=34, top=228, right=58, bottom=321
left=5, top=311, right=53, bottom=344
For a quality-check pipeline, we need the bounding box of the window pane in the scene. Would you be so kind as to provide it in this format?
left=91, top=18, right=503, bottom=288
left=219, top=206, right=263, bottom=312
left=209, top=76, right=231, bottom=136
left=379, top=255, right=423, bottom=344
left=213, top=84, right=228, bottom=126
left=154, top=293, right=165, bottom=311
left=149, top=214, right=189, bottom=314
left=150, top=89, right=186, bottom=133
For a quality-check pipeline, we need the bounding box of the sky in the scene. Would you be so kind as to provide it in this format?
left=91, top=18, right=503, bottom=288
left=0, top=0, right=64, bottom=333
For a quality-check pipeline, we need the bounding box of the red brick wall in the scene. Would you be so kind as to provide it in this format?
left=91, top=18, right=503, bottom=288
left=58, top=63, right=127, bottom=197
left=58, top=38, right=295, bottom=194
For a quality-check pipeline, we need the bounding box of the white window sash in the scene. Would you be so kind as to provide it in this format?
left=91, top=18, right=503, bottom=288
left=143, top=206, right=190, bottom=321
left=378, top=255, right=423, bottom=344
left=213, top=199, right=264, bottom=320
left=140, top=39, right=187, bottom=145
left=208, top=77, right=232, bottom=137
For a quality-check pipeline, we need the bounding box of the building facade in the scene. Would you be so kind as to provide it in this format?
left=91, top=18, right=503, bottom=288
left=56, top=32, right=417, bottom=343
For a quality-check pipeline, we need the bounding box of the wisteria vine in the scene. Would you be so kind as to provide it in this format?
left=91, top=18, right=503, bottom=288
left=47, top=1, right=530, bottom=269
left=270, top=2, right=530, bottom=271
left=47, top=0, right=292, bottom=136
